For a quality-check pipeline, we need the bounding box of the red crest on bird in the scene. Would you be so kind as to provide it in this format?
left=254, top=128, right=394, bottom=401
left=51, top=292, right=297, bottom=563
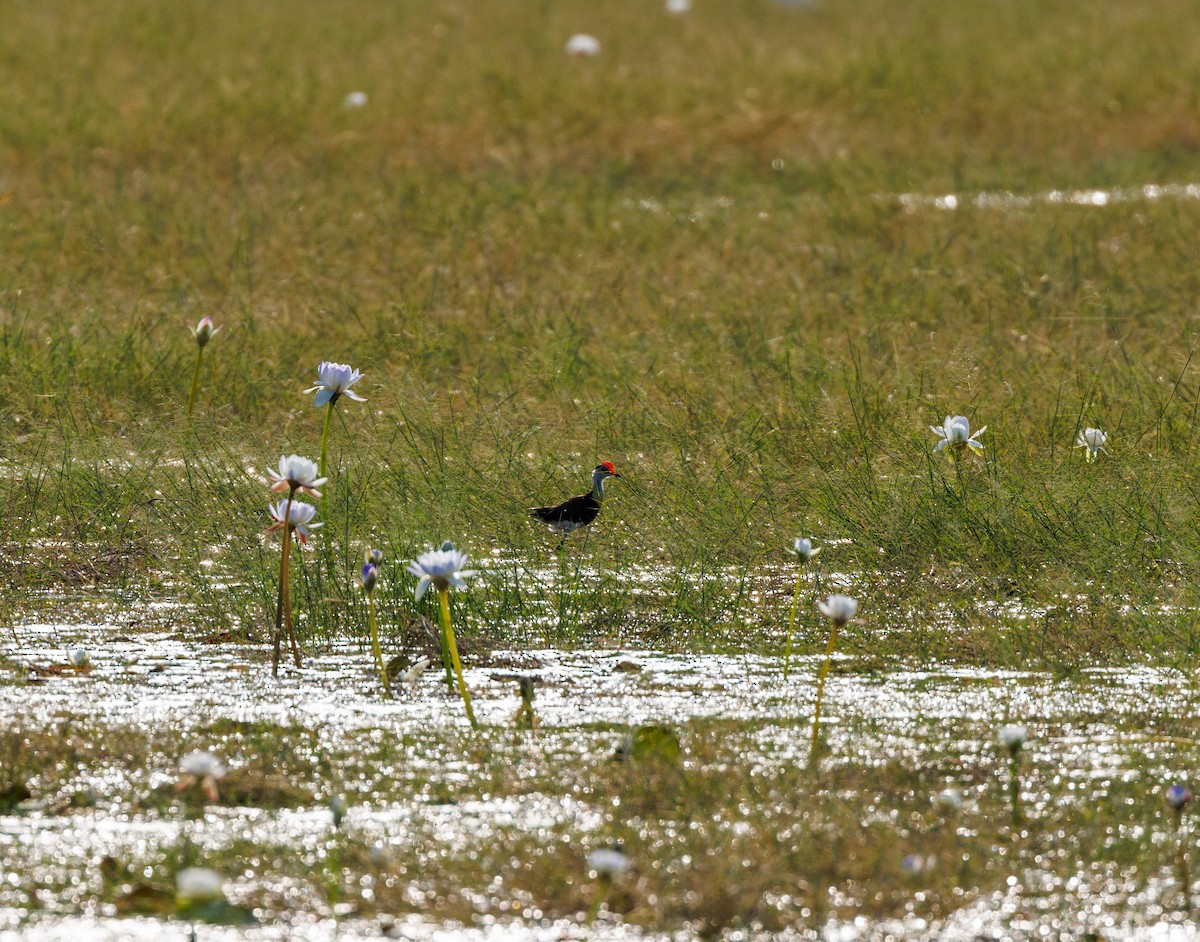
left=600, top=461, right=618, bottom=475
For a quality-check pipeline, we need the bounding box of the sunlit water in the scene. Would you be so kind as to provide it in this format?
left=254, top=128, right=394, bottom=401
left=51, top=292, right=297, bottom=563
left=4, top=613, right=1200, bottom=940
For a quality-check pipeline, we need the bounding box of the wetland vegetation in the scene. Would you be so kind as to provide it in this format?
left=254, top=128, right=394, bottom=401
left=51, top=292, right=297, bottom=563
left=4, top=0, right=1200, bottom=937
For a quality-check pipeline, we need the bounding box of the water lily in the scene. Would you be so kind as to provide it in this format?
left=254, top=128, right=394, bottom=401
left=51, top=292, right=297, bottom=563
left=1076, top=427, right=1108, bottom=462
left=1167, top=784, right=1193, bottom=812
left=587, top=847, right=630, bottom=879
left=186, top=317, right=220, bottom=416
left=810, top=594, right=860, bottom=764
left=998, top=724, right=1027, bottom=825
left=268, top=498, right=321, bottom=545
left=407, top=544, right=478, bottom=603
left=179, top=750, right=227, bottom=779
left=176, top=750, right=226, bottom=803
left=782, top=537, right=821, bottom=681
left=330, top=794, right=349, bottom=828
left=565, top=33, right=601, bottom=56
left=408, top=542, right=478, bottom=728
left=176, top=867, right=224, bottom=904
left=934, top=788, right=964, bottom=811
left=585, top=845, right=629, bottom=923
left=268, top=496, right=321, bottom=675
left=67, top=647, right=90, bottom=669
left=998, top=723, right=1027, bottom=753
left=268, top=455, right=326, bottom=498
left=304, top=360, right=366, bottom=480
left=818, top=593, right=858, bottom=626
left=931, top=415, right=986, bottom=455
left=666, top=0, right=692, bottom=12
left=343, top=90, right=368, bottom=108
left=305, top=361, right=366, bottom=408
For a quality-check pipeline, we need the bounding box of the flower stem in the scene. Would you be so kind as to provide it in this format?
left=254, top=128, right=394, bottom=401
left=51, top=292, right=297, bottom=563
left=585, top=876, right=611, bottom=925
left=271, top=490, right=295, bottom=677
left=368, top=593, right=389, bottom=696
left=185, top=347, right=204, bottom=417
left=438, top=588, right=478, bottom=729
left=1009, top=755, right=1022, bottom=826
left=809, top=623, right=841, bottom=763
left=318, top=402, right=335, bottom=483
left=782, top=565, right=806, bottom=681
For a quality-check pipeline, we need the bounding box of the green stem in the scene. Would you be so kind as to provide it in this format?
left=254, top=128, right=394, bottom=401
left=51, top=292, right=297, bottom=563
left=368, top=593, right=389, bottom=696
left=782, top=565, right=805, bottom=680
left=185, top=347, right=204, bottom=417
left=318, top=401, right=335, bottom=483
left=438, top=588, right=478, bottom=729
left=585, top=876, right=611, bottom=924
left=1009, top=755, right=1022, bottom=826
left=809, top=623, right=841, bottom=762
left=271, top=490, right=295, bottom=677
left=437, top=591, right=454, bottom=689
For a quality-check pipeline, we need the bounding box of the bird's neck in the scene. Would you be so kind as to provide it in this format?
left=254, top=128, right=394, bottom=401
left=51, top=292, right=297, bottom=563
left=591, top=470, right=607, bottom=501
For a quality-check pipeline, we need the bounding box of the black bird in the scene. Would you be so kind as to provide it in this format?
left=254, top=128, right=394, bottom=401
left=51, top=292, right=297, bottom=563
left=528, top=462, right=621, bottom=534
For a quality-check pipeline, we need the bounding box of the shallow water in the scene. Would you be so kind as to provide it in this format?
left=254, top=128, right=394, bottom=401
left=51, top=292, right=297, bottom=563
left=4, top=612, right=1200, bottom=940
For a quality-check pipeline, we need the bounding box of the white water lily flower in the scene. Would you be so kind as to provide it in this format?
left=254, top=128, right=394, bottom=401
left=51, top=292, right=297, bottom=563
left=934, top=788, right=963, bottom=811
left=179, top=750, right=227, bottom=779
left=304, top=361, right=366, bottom=408
left=817, top=594, right=858, bottom=626
left=931, top=415, right=986, bottom=455
left=1075, top=427, right=1108, bottom=462
left=176, top=867, right=224, bottom=902
left=343, top=90, right=368, bottom=108
left=268, top=498, right=322, bottom=544
left=565, top=33, right=601, bottom=56
left=787, top=538, right=820, bottom=562
left=407, top=545, right=478, bottom=602
left=587, top=847, right=630, bottom=878
left=666, top=0, right=692, bottom=11
left=268, top=454, right=327, bottom=497
left=998, top=724, right=1027, bottom=751
left=67, top=647, right=90, bottom=668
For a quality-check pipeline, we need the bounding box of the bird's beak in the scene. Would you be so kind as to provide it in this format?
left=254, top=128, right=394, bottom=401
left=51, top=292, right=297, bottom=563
left=611, top=471, right=621, bottom=477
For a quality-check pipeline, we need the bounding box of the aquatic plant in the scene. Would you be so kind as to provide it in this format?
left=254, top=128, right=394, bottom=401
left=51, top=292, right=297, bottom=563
left=66, top=647, right=90, bottom=670
left=185, top=317, right=219, bottom=417
left=931, top=415, right=986, bottom=456
left=1166, top=784, right=1193, bottom=909
left=268, top=454, right=326, bottom=498
left=408, top=542, right=478, bottom=728
left=782, top=537, right=820, bottom=680
left=176, top=750, right=226, bottom=803
left=809, top=594, right=858, bottom=763
left=998, top=723, right=1027, bottom=825
left=1076, top=427, right=1108, bottom=462
left=175, top=867, right=224, bottom=906
left=267, top=494, right=321, bottom=675
left=330, top=794, right=348, bottom=829
left=513, top=675, right=537, bottom=729
left=303, top=361, right=365, bottom=481
left=585, top=845, right=629, bottom=923
left=565, top=34, right=601, bottom=56
left=361, top=549, right=388, bottom=696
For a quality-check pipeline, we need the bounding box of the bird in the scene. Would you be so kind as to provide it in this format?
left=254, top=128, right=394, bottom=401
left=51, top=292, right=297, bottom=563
left=528, top=462, right=621, bottom=535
